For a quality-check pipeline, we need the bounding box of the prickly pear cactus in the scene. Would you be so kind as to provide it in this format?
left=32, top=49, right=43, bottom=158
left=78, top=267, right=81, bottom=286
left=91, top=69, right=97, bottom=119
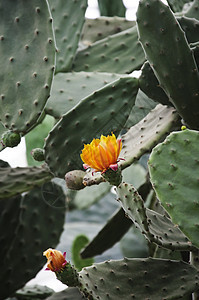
left=1, top=0, right=199, bottom=299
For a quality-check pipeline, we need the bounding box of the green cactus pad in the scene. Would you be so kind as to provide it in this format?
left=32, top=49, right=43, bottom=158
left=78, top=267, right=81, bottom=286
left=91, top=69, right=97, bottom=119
left=81, top=17, right=135, bottom=46
left=56, top=262, right=80, bottom=287
left=193, top=42, right=199, bottom=67
left=154, top=246, right=182, bottom=261
left=72, top=234, right=94, bottom=271
left=124, top=89, right=156, bottom=129
left=98, top=0, right=126, bottom=17
left=177, top=16, right=199, bottom=43
left=72, top=27, right=145, bottom=73
left=0, top=165, right=53, bottom=199
left=120, top=104, right=179, bottom=170
left=137, top=0, right=199, bottom=129
left=0, top=195, right=21, bottom=260
left=45, top=72, right=123, bottom=119
left=0, top=0, right=55, bottom=133
left=48, top=0, right=87, bottom=73
left=0, top=182, right=66, bottom=299
left=148, top=129, right=199, bottom=249
left=72, top=182, right=110, bottom=209
left=81, top=208, right=132, bottom=259
left=15, top=284, right=54, bottom=299
left=79, top=258, right=199, bottom=299
left=167, top=0, right=190, bottom=12
left=185, top=0, right=199, bottom=20
left=0, top=159, right=10, bottom=168
left=139, top=61, right=171, bottom=106
left=0, top=122, right=6, bottom=150
left=44, top=76, right=138, bottom=177
left=117, top=182, right=194, bottom=251
left=81, top=180, right=150, bottom=259
left=46, top=288, right=86, bottom=300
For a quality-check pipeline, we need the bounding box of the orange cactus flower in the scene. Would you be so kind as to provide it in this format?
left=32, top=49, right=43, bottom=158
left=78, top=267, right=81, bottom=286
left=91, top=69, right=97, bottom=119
left=43, top=248, right=67, bottom=272
left=80, top=133, right=122, bottom=173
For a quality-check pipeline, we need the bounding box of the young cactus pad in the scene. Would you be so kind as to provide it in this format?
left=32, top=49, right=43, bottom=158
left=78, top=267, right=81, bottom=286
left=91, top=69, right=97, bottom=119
left=117, top=182, right=194, bottom=251
left=148, top=129, right=199, bottom=249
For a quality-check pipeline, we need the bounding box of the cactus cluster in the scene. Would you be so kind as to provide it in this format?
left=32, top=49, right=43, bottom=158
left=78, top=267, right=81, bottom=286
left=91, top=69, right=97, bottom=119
left=1, top=0, right=199, bottom=299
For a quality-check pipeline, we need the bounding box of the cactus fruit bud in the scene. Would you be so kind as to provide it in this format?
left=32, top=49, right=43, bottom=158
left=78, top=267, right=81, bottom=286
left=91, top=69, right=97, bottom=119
left=181, top=125, right=187, bottom=131
left=31, top=148, right=45, bottom=162
left=1, top=131, right=21, bottom=148
left=43, top=248, right=79, bottom=287
left=65, top=170, right=86, bottom=190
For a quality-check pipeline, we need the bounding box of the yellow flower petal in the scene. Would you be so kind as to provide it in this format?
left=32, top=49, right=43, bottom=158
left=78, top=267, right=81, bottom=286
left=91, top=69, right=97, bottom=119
left=80, top=133, right=122, bottom=172
left=43, top=248, right=66, bottom=272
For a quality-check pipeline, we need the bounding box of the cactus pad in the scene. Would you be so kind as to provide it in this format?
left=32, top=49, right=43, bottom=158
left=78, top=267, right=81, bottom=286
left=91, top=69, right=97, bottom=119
left=0, top=165, right=53, bottom=199
left=81, top=208, right=132, bottom=259
left=0, top=195, right=21, bottom=261
left=139, top=61, right=171, bottom=106
left=73, top=182, right=110, bottom=209
left=72, top=234, right=94, bottom=271
left=117, top=182, right=194, bottom=251
left=79, top=257, right=199, bottom=299
left=185, top=0, right=199, bottom=20
left=81, top=180, right=151, bottom=259
left=120, top=104, right=179, bottom=170
left=72, top=27, right=145, bottom=73
left=124, top=89, right=156, bottom=129
left=48, top=0, right=87, bottom=73
left=81, top=17, right=135, bottom=46
left=167, top=0, right=191, bottom=12
left=137, top=0, right=199, bottom=129
left=47, top=288, right=86, bottom=300
left=177, top=16, right=199, bottom=43
left=45, top=72, right=123, bottom=118
left=44, top=76, right=138, bottom=177
left=0, top=0, right=55, bottom=133
left=148, top=129, right=199, bottom=249
left=97, top=0, right=126, bottom=17
left=0, top=182, right=66, bottom=299
left=15, top=285, right=54, bottom=299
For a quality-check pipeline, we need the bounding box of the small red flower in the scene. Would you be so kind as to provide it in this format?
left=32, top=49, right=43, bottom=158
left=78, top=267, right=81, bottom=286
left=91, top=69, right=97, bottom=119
left=80, top=133, right=122, bottom=173
left=43, top=248, right=67, bottom=272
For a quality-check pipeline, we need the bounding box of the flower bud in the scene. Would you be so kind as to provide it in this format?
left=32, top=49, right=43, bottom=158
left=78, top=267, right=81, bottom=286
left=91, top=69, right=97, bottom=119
left=43, top=248, right=80, bottom=287
left=43, top=248, right=67, bottom=272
